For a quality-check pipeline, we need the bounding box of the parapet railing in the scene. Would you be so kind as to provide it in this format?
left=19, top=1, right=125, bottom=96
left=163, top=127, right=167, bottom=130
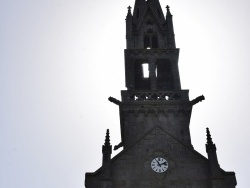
left=121, top=90, right=189, bottom=102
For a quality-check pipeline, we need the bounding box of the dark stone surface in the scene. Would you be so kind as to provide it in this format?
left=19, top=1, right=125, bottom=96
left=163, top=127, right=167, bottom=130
left=85, top=0, right=237, bottom=187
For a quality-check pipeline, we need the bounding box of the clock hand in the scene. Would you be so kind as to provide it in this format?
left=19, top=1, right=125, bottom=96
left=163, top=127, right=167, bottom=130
left=160, top=161, right=167, bottom=166
left=156, top=159, right=161, bottom=167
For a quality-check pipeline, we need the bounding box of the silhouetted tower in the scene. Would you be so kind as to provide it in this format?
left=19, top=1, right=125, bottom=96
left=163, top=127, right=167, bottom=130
left=122, top=1, right=191, bottom=150
left=125, top=1, right=179, bottom=91
left=85, top=1, right=237, bottom=187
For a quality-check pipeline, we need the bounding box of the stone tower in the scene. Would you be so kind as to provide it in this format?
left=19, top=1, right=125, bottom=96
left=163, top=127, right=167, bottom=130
left=85, top=0, right=237, bottom=187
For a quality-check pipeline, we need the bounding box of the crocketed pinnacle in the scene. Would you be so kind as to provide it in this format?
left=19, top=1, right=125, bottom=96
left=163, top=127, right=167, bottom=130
left=104, top=129, right=111, bottom=147
left=206, top=127, right=213, bottom=145
left=206, top=128, right=216, bottom=152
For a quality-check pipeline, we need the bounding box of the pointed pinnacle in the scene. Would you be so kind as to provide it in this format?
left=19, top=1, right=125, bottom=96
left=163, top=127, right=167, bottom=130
left=206, top=127, right=213, bottom=145
left=104, top=129, right=111, bottom=147
left=206, top=128, right=217, bottom=153
left=166, top=5, right=172, bottom=16
left=126, top=5, right=132, bottom=18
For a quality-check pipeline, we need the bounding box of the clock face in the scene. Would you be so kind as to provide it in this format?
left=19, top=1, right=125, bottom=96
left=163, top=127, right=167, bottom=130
left=151, top=157, right=168, bottom=173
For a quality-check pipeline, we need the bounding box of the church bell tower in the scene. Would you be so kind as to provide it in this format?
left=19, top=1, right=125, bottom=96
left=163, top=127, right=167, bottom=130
left=85, top=1, right=237, bottom=187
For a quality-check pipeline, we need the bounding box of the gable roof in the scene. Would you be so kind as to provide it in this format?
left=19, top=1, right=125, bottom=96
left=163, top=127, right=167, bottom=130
left=111, top=126, right=209, bottom=164
left=87, top=125, right=208, bottom=176
left=135, top=3, right=166, bottom=35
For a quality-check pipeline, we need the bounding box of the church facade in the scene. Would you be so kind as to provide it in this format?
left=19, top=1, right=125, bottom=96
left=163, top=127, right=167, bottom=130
left=85, top=0, right=237, bottom=187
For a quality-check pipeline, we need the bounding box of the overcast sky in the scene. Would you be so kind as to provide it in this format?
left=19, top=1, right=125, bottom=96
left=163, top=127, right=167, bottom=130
left=1, top=0, right=250, bottom=187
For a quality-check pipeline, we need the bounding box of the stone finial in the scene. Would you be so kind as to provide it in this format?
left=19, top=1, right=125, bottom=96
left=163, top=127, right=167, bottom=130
left=127, top=6, right=132, bottom=15
left=126, top=5, right=132, bottom=19
left=166, top=5, right=172, bottom=16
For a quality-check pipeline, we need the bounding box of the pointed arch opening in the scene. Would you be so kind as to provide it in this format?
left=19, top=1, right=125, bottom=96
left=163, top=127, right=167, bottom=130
left=143, top=29, right=158, bottom=49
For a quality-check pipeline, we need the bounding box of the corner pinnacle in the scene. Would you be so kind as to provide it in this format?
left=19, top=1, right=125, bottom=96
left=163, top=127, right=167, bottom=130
left=166, top=5, right=172, bottom=16
left=104, top=129, right=111, bottom=147
left=206, top=128, right=216, bottom=152
left=206, top=128, right=213, bottom=145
